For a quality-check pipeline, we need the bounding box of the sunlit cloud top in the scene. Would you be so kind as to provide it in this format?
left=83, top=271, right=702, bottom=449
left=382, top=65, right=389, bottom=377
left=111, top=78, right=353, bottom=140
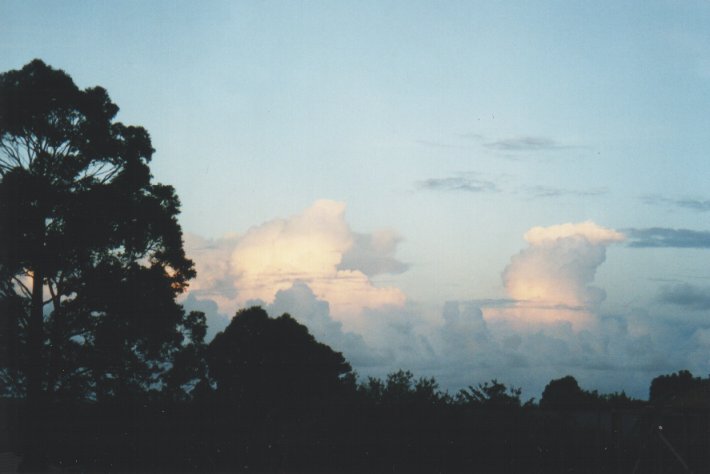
left=484, top=221, right=625, bottom=330
left=186, top=200, right=406, bottom=330
left=524, top=221, right=625, bottom=246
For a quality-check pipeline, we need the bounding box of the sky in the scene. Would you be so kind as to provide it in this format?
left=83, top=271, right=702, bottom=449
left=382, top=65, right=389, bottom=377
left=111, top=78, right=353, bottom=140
left=3, top=0, right=710, bottom=399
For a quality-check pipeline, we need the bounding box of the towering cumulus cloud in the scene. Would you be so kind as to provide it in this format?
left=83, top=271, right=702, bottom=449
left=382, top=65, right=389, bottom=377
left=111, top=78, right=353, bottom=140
left=486, top=221, right=625, bottom=329
left=184, top=200, right=406, bottom=331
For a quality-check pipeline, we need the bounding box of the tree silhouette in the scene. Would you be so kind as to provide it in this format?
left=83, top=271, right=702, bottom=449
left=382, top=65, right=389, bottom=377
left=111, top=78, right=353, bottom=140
left=0, top=285, right=24, bottom=396
left=456, top=379, right=525, bottom=408
left=649, top=369, right=708, bottom=406
left=0, top=60, right=196, bottom=466
left=207, top=306, right=352, bottom=408
left=539, top=375, right=596, bottom=409
left=358, top=370, right=448, bottom=407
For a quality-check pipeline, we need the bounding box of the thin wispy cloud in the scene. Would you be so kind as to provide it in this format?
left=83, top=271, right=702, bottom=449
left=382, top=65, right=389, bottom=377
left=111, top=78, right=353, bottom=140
left=642, top=195, right=710, bottom=212
left=415, top=139, right=465, bottom=149
left=418, top=176, right=498, bottom=193
left=526, top=185, right=608, bottom=199
left=625, top=228, right=710, bottom=248
left=675, top=198, right=710, bottom=212
left=456, top=132, right=485, bottom=141
left=466, top=298, right=518, bottom=308
left=484, top=136, right=569, bottom=152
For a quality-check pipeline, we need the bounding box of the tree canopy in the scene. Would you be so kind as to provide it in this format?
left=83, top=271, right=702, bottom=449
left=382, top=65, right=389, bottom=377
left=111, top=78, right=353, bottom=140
left=457, top=379, right=526, bottom=408
left=649, top=369, right=709, bottom=406
left=207, top=306, right=352, bottom=408
left=0, top=59, right=199, bottom=402
left=539, top=375, right=594, bottom=409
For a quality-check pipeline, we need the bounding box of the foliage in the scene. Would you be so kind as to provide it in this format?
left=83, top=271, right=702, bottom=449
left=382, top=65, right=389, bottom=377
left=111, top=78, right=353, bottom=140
left=650, top=369, right=709, bottom=406
left=456, top=379, right=528, bottom=408
left=0, top=59, right=198, bottom=401
left=206, top=306, right=352, bottom=407
left=357, top=369, right=449, bottom=406
left=540, top=375, right=594, bottom=409
left=539, top=375, right=645, bottom=410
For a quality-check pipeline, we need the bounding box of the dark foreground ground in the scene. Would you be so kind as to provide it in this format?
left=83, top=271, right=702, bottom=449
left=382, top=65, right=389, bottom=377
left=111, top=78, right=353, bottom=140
left=2, top=398, right=709, bottom=473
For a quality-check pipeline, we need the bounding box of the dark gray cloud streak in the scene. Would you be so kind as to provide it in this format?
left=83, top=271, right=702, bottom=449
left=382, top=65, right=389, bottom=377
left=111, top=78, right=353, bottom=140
left=418, top=176, right=498, bottom=193
left=626, top=228, right=710, bottom=248
left=418, top=178, right=608, bottom=200
left=658, top=283, right=710, bottom=310
left=676, top=199, right=710, bottom=211
left=484, top=136, right=568, bottom=151
left=526, top=185, right=608, bottom=199
left=643, top=195, right=710, bottom=212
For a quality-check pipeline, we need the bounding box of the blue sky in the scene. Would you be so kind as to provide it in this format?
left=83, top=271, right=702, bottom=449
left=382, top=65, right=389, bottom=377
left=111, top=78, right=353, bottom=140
left=4, top=0, right=710, bottom=398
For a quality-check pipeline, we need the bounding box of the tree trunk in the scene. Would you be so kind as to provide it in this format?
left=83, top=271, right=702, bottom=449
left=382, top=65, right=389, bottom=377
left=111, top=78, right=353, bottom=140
left=46, top=289, right=64, bottom=398
left=26, top=266, right=44, bottom=404
left=22, top=234, right=47, bottom=469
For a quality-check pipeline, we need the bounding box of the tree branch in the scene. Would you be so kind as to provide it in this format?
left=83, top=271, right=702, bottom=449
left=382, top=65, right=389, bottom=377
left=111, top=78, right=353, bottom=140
left=48, top=279, right=61, bottom=313
left=0, top=140, right=24, bottom=169
left=12, top=276, right=32, bottom=298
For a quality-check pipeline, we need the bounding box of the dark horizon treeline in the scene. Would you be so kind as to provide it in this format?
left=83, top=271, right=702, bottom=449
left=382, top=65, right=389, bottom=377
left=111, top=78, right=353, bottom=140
left=3, top=306, right=710, bottom=472
left=2, top=59, right=710, bottom=472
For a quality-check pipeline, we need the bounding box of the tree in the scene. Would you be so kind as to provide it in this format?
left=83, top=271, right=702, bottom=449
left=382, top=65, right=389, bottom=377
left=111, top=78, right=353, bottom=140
left=355, top=370, right=447, bottom=406
left=0, top=283, right=24, bottom=395
left=539, top=375, right=597, bottom=409
left=207, top=306, right=352, bottom=408
left=456, top=379, right=525, bottom=409
left=0, top=60, right=197, bottom=464
left=649, top=370, right=708, bottom=406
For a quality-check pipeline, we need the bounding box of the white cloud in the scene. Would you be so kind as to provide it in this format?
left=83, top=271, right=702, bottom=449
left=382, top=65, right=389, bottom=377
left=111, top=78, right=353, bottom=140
left=184, top=200, right=406, bottom=330
left=523, top=221, right=625, bottom=246
left=182, top=293, right=229, bottom=342
left=183, top=215, right=710, bottom=400
left=266, top=282, right=386, bottom=367
left=485, top=221, right=625, bottom=329
left=338, top=230, right=409, bottom=276
left=183, top=233, right=241, bottom=312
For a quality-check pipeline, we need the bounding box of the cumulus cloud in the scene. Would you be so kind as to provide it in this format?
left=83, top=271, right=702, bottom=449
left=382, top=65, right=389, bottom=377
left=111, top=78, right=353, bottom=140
left=266, top=282, right=384, bottom=367
left=625, top=227, right=710, bottom=248
left=183, top=233, right=241, bottom=311
left=485, top=221, right=625, bottom=329
left=361, top=304, right=439, bottom=369
left=423, top=300, right=701, bottom=399
left=183, top=212, right=710, bottom=400
left=338, top=230, right=409, bottom=276
left=441, top=301, right=490, bottom=348
left=181, top=293, right=229, bottom=342
left=351, top=219, right=710, bottom=398
left=184, top=200, right=406, bottom=330
left=426, top=221, right=710, bottom=397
